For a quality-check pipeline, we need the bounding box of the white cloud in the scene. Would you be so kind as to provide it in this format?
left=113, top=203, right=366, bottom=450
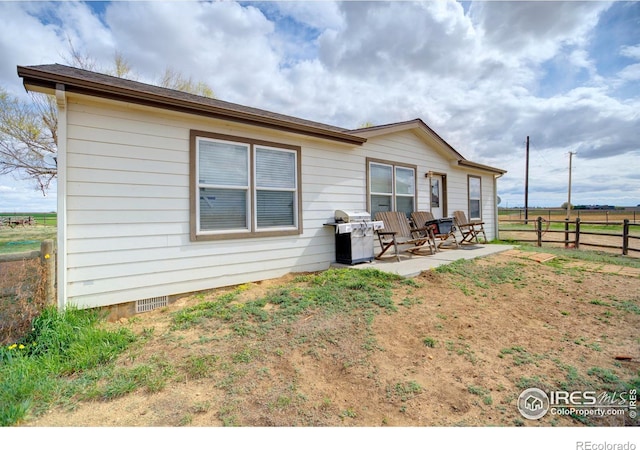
left=618, top=63, right=640, bottom=82
left=0, top=0, right=638, bottom=209
left=0, top=174, right=56, bottom=212
left=468, top=1, right=610, bottom=62
left=620, top=44, right=640, bottom=60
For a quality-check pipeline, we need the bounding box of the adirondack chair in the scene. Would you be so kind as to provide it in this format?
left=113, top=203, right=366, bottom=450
left=411, top=211, right=459, bottom=250
left=452, top=210, right=487, bottom=244
left=374, top=211, right=436, bottom=261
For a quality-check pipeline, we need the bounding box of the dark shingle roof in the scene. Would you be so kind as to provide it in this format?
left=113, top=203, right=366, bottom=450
left=17, top=64, right=365, bottom=145
left=17, top=63, right=505, bottom=174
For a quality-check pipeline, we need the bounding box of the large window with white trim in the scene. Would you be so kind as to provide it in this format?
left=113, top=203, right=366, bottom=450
left=368, top=159, right=416, bottom=219
left=191, top=130, right=301, bottom=240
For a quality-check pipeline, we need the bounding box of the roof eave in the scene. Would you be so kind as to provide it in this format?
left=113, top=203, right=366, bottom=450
left=457, top=159, right=506, bottom=175
left=17, top=65, right=366, bottom=146
left=349, top=118, right=466, bottom=160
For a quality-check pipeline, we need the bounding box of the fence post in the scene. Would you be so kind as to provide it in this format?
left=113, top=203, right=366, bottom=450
left=622, top=219, right=629, bottom=256
left=575, top=217, right=580, bottom=249
left=40, top=239, right=55, bottom=305
left=537, top=216, right=542, bottom=247
left=564, top=218, right=569, bottom=248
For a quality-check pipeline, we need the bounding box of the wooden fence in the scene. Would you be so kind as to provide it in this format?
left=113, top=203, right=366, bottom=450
left=499, top=208, right=639, bottom=224
left=0, top=239, right=56, bottom=304
left=499, top=218, right=640, bottom=256
left=0, top=216, right=36, bottom=227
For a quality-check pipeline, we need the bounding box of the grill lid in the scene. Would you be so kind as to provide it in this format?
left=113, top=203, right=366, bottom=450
left=335, top=210, right=371, bottom=223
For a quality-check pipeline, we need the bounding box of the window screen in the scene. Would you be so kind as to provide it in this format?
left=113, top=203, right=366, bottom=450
left=256, top=147, right=296, bottom=228
left=198, top=139, right=249, bottom=231
left=369, top=161, right=415, bottom=219
left=469, top=176, right=482, bottom=220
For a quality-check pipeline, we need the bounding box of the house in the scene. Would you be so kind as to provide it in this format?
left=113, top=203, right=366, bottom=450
left=17, top=64, right=506, bottom=317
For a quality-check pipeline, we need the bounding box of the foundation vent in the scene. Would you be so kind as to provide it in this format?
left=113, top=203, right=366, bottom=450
left=135, top=295, right=169, bottom=313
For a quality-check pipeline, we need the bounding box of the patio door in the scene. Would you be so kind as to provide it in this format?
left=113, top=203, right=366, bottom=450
left=430, top=173, right=447, bottom=218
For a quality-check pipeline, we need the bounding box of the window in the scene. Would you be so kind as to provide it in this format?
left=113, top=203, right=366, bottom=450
left=431, top=178, right=440, bottom=208
left=468, top=175, right=482, bottom=221
left=191, top=130, right=301, bottom=240
left=368, top=159, right=416, bottom=219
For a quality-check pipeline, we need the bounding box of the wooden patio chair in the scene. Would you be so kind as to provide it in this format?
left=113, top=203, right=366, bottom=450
left=374, top=211, right=436, bottom=261
left=452, top=210, right=487, bottom=244
left=411, top=211, right=459, bottom=250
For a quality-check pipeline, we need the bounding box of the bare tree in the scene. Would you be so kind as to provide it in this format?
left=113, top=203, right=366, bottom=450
left=111, top=51, right=135, bottom=79
left=0, top=88, right=57, bottom=194
left=2, top=46, right=215, bottom=194
left=63, top=35, right=97, bottom=71
left=159, top=67, right=215, bottom=98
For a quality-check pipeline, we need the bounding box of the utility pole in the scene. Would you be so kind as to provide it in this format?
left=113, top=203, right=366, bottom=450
left=524, top=136, right=530, bottom=224
left=567, top=151, right=576, bottom=219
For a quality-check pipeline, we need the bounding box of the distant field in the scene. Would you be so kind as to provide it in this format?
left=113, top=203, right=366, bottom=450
left=0, top=213, right=57, bottom=254
left=499, top=208, right=639, bottom=224
left=0, top=212, right=57, bottom=227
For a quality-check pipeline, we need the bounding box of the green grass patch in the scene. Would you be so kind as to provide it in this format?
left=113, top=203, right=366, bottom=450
left=467, top=385, right=493, bottom=405
left=587, top=367, right=620, bottom=384
left=422, top=336, right=437, bottom=348
left=434, top=259, right=525, bottom=292
left=0, top=217, right=57, bottom=254
left=0, top=306, right=136, bottom=425
left=388, top=380, right=423, bottom=402
left=172, top=268, right=401, bottom=336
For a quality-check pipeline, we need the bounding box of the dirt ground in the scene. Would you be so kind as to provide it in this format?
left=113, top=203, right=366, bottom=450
left=21, top=251, right=640, bottom=427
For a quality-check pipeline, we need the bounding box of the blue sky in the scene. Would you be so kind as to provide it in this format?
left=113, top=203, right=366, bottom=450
left=0, top=1, right=639, bottom=212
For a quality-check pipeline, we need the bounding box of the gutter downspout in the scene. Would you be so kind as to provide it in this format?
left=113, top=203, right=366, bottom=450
left=55, top=84, right=67, bottom=310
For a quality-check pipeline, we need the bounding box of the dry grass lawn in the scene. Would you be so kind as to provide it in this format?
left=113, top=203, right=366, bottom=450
left=22, top=251, right=640, bottom=427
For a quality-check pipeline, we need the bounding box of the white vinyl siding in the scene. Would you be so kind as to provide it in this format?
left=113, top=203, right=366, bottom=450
left=61, top=95, right=499, bottom=311
left=63, top=99, right=316, bottom=309
left=361, top=132, right=497, bottom=238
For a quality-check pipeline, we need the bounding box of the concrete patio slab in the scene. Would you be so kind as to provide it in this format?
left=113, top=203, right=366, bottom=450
left=330, top=244, right=515, bottom=277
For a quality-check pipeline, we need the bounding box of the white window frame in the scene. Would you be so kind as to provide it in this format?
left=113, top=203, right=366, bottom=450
left=394, top=166, right=416, bottom=215
left=196, top=137, right=251, bottom=236
left=468, top=175, right=482, bottom=221
left=253, top=145, right=299, bottom=231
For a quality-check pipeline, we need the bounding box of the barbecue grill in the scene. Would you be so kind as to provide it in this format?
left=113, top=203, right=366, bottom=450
left=325, top=210, right=384, bottom=265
